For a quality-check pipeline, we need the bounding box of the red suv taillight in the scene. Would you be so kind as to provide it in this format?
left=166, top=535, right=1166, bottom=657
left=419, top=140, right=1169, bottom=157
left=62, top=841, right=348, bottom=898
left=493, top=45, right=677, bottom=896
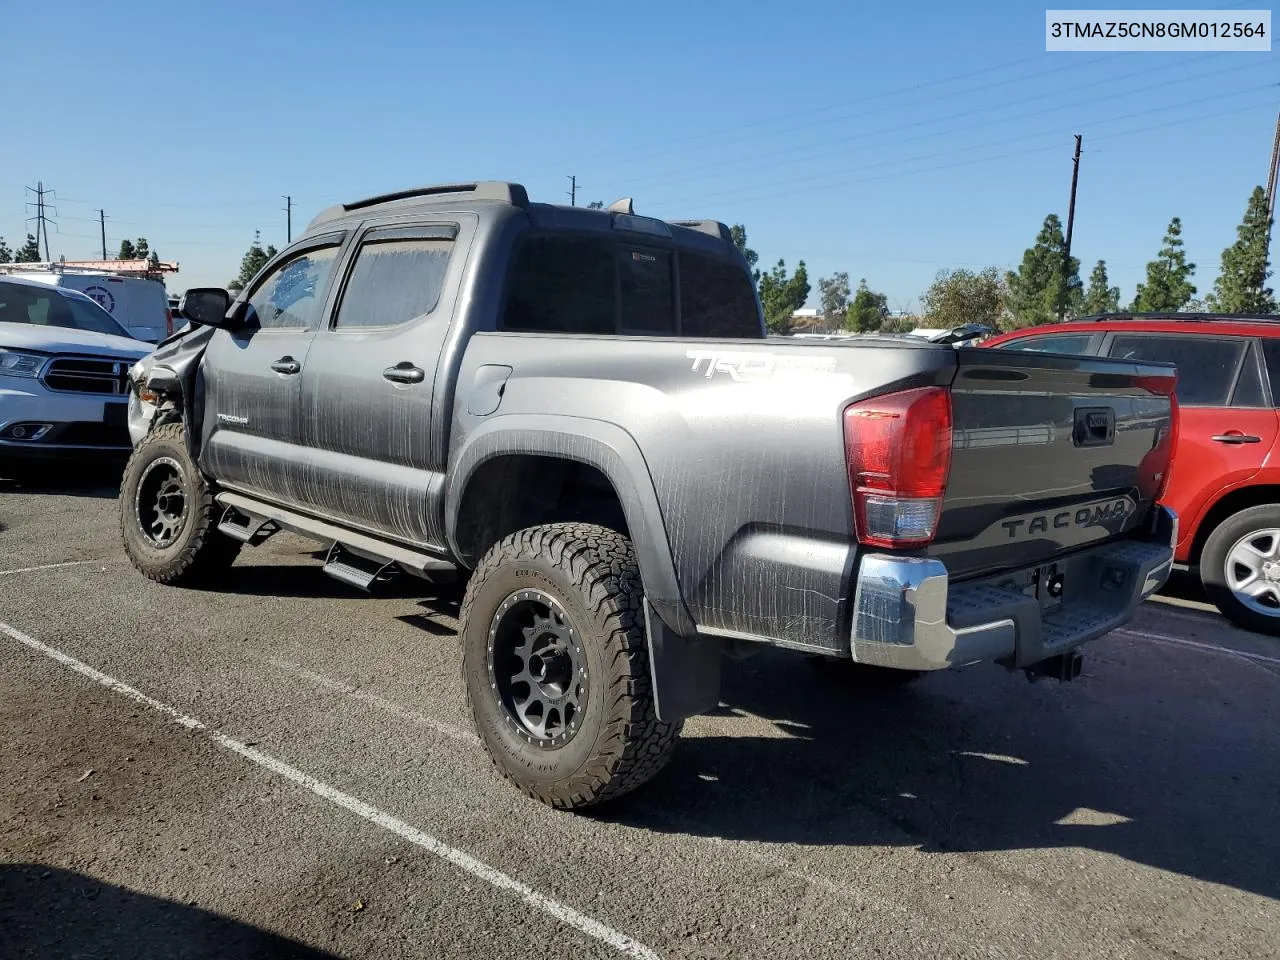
left=165, top=308, right=174, bottom=337
left=843, top=386, right=953, bottom=548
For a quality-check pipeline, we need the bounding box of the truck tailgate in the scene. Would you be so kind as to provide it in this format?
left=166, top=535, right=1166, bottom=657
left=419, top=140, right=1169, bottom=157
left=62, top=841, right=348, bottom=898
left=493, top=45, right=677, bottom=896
left=930, top=347, right=1176, bottom=580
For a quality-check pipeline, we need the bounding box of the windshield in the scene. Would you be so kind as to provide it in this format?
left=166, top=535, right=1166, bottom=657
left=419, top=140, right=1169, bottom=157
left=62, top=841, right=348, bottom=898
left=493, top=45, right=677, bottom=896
left=0, top=282, right=134, bottom=339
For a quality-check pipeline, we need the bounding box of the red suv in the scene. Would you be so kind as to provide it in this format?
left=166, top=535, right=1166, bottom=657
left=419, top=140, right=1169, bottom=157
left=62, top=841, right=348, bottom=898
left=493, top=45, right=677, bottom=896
left=984, top=312, right=1280, bottom=635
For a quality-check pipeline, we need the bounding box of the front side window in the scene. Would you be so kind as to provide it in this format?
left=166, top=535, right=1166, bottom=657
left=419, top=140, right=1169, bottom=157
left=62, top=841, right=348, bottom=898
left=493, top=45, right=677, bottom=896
left=245, top=245, right=341, bottom=331
left=335, top=238, right=453, bottom=330
left=1107, top=334, right=1244, bottom=407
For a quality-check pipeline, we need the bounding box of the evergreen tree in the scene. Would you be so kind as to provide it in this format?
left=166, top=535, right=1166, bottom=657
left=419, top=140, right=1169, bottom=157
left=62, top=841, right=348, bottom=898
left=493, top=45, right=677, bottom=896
left=15, top=234, right=41, bottom=262
left=730, top=224, right=760, bottom=284
left=1004, top=214, right=1082, bottom=326
left=1207, top=186, right=1276, bottom=314
left=228, top=233, right=278, bottom=292
left=1082, top=260, right=1121, bottom=314
left=846, top=278, right=890, bottom=332
left=117, top=239, right=137, bottom=260
left=1132, top=217, right=1196, bottom=312
left=0, top=237, right=11, bottom=263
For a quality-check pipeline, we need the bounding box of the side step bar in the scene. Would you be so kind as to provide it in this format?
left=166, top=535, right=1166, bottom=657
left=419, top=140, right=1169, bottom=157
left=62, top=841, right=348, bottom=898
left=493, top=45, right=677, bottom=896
left=215, top=491, right=457, bottom=588
left=323, top=542, right=400, bottom=592
left=217, top=509, right=280, bottom=546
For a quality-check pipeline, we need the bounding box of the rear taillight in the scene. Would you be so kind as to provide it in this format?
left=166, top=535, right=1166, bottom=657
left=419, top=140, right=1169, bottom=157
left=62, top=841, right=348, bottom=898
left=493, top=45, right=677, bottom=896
left=165, top=308, right=174, bottom=337
left=843, top=386, right=953, bottom=548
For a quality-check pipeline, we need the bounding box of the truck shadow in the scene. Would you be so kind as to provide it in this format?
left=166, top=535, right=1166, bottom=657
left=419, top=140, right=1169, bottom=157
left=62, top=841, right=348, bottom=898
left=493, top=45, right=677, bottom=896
left=607, top=648, right=1280, bottom=902
left=0, top=863, right=341, bottom=959
left=0, top=464, right=124, bottom=499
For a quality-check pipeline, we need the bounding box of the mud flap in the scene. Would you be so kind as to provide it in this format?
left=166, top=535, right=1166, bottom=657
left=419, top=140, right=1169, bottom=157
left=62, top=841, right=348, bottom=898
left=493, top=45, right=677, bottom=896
left=642, top=598, right=721, bottom=723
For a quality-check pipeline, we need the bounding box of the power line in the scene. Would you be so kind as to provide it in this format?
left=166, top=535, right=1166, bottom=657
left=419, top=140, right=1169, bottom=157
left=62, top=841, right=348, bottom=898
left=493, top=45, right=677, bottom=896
left=523, top=54, right=1107, bottom=179
left=622, top=56, right=1264, bottom=195
left=646, top=85, right=1277, bottom=212
left=647, top=97, right=1278, bottom=214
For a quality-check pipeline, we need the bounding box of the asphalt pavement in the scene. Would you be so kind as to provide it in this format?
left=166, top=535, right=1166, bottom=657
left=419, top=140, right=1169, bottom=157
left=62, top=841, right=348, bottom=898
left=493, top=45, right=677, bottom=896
left=2, top=473, right=1278, bottom=960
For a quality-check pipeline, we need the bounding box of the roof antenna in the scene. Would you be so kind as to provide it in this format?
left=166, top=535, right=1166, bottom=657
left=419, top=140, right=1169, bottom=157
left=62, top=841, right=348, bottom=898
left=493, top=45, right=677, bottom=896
left=606, top=197, right=634, bottom=215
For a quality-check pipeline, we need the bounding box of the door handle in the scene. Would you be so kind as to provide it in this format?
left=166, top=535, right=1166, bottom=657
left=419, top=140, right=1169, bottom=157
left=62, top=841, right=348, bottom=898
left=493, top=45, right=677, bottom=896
left=270, top=357, right=301, bottom=375
left=1211, top=433, right=1262, bottom=444
left=383, top=363, right=425, bottom=385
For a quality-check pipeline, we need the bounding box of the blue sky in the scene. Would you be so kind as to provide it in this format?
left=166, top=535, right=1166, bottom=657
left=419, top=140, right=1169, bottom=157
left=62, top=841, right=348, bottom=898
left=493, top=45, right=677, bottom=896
left=1, top=0, right=1276, bottom=310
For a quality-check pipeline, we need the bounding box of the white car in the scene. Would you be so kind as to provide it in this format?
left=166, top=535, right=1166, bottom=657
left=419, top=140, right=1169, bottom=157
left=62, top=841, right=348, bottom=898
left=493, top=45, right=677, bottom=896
left=0, top=277, right=153, bottom=479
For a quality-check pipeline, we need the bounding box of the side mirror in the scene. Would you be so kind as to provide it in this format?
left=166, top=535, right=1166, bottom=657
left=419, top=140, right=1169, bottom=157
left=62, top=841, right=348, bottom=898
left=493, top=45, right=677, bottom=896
left=180, top=288, right=234, bottom=329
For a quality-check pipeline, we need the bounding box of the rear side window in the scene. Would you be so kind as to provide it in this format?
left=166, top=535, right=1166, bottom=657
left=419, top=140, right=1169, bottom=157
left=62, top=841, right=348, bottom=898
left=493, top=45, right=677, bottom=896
left=1231, top=341, right=1268, bottom=407
left=335, top=238, right=453, bottom=329
left=1260, top=340, right=1280, bottom=407
left=1107, top=334, right=1244, bottom=407
left=679, top=251, right=761, bottom=338
left=999, top=334, right=1093, bottom=355
left=502, top=237, right=616, bottom=334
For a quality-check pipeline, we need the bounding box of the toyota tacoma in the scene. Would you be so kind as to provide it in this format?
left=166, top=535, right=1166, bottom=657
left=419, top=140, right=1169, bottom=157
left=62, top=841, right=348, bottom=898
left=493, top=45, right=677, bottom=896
left=119, top=182, right=1179, bottom=809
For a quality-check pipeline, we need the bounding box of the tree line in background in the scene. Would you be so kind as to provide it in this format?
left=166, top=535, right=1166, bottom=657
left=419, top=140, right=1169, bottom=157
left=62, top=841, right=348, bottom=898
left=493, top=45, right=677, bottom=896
left=0, top=233, right=162, bottom=265
left=733, top=184, right=1276, bottom=335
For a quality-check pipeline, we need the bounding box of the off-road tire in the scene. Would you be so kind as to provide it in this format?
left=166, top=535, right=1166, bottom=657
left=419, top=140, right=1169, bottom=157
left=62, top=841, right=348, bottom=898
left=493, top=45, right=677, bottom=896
left=1200, top=504, right=1280, bottom=636
left=460, top=523, right=682, bottom=809
left=807, top=655, right=923, bottom=689
left=119, top=422, right=239, bottom=585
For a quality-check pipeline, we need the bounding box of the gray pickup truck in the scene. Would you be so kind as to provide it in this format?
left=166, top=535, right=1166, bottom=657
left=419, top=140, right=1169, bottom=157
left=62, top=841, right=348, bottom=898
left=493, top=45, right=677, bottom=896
left=120, top=181, right=1178, bottom=809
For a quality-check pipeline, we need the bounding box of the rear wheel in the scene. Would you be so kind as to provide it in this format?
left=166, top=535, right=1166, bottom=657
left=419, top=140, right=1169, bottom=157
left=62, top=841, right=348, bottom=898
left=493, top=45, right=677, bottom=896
left=119, top=422, right=240, bottom=585
left=1200, top=504, right=1280, bottom=636
left=460, top=522, right=682, bottom=809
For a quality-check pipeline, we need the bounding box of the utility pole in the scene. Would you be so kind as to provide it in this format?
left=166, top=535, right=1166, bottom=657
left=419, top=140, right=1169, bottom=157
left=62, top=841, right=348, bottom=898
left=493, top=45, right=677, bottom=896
left=1060, top=135, right=1083, bottom=321
left=97, top=209, right=107, bottom=259
left=25, top=182, right=55, bottom=262
left=567, top=175, right=577, bottom=207
left=1265, top=112, right=1280, bottom=264
left=282, top=195, right=292, bottom=243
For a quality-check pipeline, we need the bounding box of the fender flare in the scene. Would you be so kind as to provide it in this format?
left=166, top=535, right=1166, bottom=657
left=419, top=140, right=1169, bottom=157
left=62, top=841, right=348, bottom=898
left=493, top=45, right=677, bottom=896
left=445, top=414, right=696, bottom=638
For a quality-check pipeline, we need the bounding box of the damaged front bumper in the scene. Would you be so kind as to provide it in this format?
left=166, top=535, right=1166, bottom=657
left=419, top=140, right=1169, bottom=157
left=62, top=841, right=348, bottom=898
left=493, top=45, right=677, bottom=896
left=849, top=506, right=1177, bottom=672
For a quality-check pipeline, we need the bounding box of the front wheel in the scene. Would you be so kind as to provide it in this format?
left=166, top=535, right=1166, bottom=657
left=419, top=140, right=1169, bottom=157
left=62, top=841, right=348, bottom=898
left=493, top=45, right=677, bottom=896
left=119, top=422, right=240, bottom=585
left=460, top=523, right=682, bottom=809
left=1200, top=504, right=1280, bottom=636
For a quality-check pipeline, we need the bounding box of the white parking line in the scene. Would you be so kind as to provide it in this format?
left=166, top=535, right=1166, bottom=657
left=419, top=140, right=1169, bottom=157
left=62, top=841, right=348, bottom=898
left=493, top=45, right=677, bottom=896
left=262, top=656, right=480, bottom=745
left=0, top=620, right=661, bottom=960
left=0, top=560, right=97, bottom=577
left=1117, top=628, right=1280, bottom=666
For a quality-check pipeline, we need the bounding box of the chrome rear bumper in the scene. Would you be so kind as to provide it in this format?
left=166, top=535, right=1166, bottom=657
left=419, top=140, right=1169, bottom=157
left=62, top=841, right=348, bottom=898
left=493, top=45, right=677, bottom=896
left=849, top=507, right=1177, bottom=671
